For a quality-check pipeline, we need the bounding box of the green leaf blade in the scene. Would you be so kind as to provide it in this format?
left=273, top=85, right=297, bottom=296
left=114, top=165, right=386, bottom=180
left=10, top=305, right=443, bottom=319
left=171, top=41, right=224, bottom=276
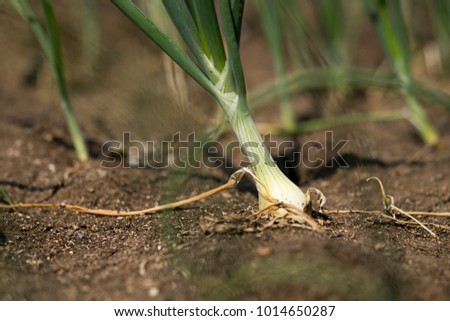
left=10, top=0, right=52, bottom=61
left=186, top=0, right=226, bottom=74
left=218, top=0, right=246, bottom=96
left=0, top=189, right=15, bottom=212
left=230, top=0, right=245, bottom=45
left=162, top=0, right=210, bottom=76
left=111, top=0, right=216, bottom=96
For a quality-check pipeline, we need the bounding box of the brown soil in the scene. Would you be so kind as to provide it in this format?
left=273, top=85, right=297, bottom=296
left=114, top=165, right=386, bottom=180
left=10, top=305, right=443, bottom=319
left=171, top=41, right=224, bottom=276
left=1, top=1, right=449, bottom=300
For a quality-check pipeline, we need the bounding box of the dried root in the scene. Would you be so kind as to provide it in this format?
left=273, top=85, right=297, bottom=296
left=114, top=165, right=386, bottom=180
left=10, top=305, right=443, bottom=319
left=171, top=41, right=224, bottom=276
left=0, top=168, right=246, bottom=217
left=0, top=168, right=325, bottom=234
left=323, top=177, right=450, bottom=237
left=366, top=177, right=437, bottom=237
left=1, top=171, right=448, bottom=237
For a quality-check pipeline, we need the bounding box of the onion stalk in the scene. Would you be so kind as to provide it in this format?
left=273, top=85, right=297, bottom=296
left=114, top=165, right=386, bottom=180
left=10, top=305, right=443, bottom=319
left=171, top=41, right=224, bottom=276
left=10, top=0, right=89, bottom=161
left=111, top=0, right=307, bottom=210
left=365, top=0, right=439, bottom=146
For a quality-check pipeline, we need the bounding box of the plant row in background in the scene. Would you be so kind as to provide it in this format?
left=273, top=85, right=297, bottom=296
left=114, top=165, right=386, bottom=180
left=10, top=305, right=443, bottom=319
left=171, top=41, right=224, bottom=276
left=9, top=0, right=450, bottom=165
left=252, top=0, right=449, bottom=144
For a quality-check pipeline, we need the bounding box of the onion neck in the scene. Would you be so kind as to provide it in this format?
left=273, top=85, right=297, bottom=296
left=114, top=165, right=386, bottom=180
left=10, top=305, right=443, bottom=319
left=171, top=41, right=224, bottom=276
left=220, top=95, right=307, bottom=210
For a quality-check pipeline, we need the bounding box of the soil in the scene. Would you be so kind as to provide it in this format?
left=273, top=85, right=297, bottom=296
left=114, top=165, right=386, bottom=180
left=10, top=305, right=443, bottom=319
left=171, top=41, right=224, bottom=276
left=0, top=1, right=449, bottom=300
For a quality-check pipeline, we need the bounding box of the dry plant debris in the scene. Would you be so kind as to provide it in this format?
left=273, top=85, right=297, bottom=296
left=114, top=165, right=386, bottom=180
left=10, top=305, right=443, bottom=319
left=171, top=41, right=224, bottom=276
left=0, top=170, right=449, bottom=237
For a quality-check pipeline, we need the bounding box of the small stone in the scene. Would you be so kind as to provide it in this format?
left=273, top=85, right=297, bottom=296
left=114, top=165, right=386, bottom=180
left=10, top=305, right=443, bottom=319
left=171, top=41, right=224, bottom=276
left=374, top=242, right=385, bottom=251
left=96, top=169, right=107, bottom=178
left=75, top=231, right=85, bottom=239
left=148, top=287, right=160, bottom=298
left=433, top=173, right=444, bottom=181
left=256, top=246, right=273, bottom=257
left=48, top=163, right=56, bottom=173
left=43, top=133, right=53, bottom=142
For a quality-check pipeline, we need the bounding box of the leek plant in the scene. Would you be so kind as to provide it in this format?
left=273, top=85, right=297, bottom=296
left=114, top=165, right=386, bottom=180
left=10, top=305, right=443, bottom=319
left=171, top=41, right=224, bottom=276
left=365, top=0, right=439, bottom=146
left=112, top=0, right=308, bottom=211
left=10, top=0, right=89, bottom=161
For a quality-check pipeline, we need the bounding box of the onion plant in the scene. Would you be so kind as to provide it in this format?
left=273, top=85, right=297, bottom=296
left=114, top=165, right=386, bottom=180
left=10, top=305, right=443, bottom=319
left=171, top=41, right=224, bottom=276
left=312, top=0, right=346, bottom=67
left=252, top=0, right=389, bottom=139
left=277, top=0, right=362, bottom=70
left=430, top=0, right=450, bottom=76
left=249, top=0, right=449, bottom=137
left=111, top=0, right=308, bottom=210
left=253, top=0, right=295, bottom=132
left=10, top=0, right=89, bottom=161
left=140, top=0, right=189, bottom=107
left=365, top=0, right=439, bottom=146
left=79, top=0, right=101, bottom=77
left=277, top=0, right=315, bottom=71
left=249, top=67, right=450, bottom=114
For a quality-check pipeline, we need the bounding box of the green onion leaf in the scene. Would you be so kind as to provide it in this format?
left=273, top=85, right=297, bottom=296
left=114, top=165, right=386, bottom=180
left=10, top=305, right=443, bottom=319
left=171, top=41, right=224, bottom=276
left=112, top=0, right=216, bottom=96
left=218, top=0, right=246, bottom=97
